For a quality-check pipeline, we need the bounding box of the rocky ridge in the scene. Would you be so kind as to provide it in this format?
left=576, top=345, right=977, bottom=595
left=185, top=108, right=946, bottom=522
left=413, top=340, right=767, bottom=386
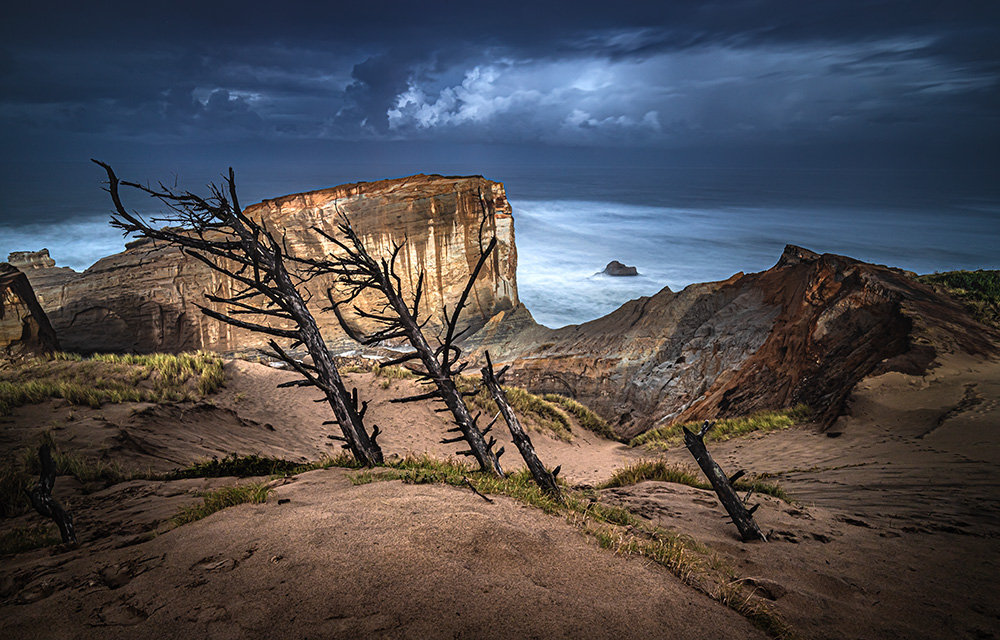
left=472, top=246, right=998, bottom=438
left=13, top=174, right=517, bottom=354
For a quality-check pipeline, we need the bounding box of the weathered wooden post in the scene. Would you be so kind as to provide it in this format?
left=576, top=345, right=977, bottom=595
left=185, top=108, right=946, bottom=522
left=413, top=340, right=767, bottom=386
left=481, top=351, right=563, bottom=501
left=683, top=421, right=767, bottom=542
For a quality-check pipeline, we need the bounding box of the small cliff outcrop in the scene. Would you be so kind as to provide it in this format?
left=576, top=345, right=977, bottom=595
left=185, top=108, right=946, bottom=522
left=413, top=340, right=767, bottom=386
left=14, top=174, right=517, bottom=354
left=477, top=246, right=998, bottom=437
left=0, top=263, right=60, bottom=359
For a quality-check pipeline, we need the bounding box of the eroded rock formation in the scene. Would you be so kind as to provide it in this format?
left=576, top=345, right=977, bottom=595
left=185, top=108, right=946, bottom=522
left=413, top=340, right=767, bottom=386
left=13, top=174, right=517, bottom=354
left=0, top=263, right=59, bottom=359
left=476, top=246, right=998, bottom=437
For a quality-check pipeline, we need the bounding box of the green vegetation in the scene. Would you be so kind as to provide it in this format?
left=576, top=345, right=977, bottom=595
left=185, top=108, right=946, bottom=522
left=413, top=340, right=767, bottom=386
left=599, top=459, right=705, bottom=489
left=630, top=405, right=812, bottom=450
left=598, top=459, right=791, bottom=502
left=542, top=394, right=618, bottom=440
left=458, top=376, right=574, bottom=442
left=167, top=452, right=361, bottom=479
left=0, top=351, right=225, bottom=416
left=917, top=269, right=1000, bottom=328
left=171, top=482, right=271, bottom=526
left=2, top=432, right=141, bottom=518
left=0, top=524, right=62, bottom=555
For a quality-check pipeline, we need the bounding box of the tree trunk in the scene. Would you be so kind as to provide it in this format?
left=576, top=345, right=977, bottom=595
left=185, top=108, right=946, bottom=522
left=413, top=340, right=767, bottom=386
left=481, top=352, right=562, bottom=500
left=683, top=422, right=767, bottom=542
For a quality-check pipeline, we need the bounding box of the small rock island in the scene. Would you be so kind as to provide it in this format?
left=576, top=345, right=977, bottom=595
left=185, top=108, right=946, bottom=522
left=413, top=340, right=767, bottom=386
left=600, top=260, right=639, bottom=276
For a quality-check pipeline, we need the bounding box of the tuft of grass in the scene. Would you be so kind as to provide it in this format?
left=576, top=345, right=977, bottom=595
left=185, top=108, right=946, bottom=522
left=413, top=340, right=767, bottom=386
left=167, top=452, right=362, bottom=480
left=458, top=377, right=573, bottom=442
left=0, top=524, right=62, bottom=555
left=171, top=482, right=270, bottom=526
left=630, top=405, right=812, bottom=450
left=2, top=433, right=142, bottom=518
left=917, top=269, right=1000, bottom=328
left=542, top=394, right=618, bottom=440
left=372, top=363, right=417, bottom=381
left=598, top=459, right=792, bottom=502
left=715, top=579, right=795, bottom=639
left=0, top=351, right=225, bottom=415
left=599, top=460, right=706, bottom=489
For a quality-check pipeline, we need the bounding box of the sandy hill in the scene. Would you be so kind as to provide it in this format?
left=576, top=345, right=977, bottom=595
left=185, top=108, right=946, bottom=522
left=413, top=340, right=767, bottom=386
left=2, top=347, right=999, bottom=639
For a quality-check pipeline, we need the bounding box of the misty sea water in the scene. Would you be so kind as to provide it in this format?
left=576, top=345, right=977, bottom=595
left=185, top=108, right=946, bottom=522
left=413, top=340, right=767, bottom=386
left=1, top=163, right=997, bottom=329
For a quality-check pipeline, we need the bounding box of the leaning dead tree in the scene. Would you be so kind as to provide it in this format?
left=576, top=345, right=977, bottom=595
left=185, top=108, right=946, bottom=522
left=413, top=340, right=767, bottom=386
left=481, top=352, right=562, bottom=500
left=28, top=444, right=77, bottom=545
left=302, top=206, right=504, bottom=475
left=94, top=160, right=383, bottom=466
left=683, top=421, right=767, bottom=542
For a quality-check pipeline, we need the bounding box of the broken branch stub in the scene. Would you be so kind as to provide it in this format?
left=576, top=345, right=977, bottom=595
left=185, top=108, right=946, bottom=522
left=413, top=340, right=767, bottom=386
left=28, top=444, right=77, bottom=545
left=682, top=421, right=767, bottom=542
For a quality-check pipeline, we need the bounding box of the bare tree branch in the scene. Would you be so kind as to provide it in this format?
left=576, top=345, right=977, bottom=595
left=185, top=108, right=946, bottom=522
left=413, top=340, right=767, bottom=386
left=94, top=160, right=383, bottom=466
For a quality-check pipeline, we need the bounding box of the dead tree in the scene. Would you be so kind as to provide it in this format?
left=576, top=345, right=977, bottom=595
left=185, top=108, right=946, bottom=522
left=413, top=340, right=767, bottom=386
left=480, top=352, right=562, bottom=500
left=94, top=160, right=383, bottom=467
left=301, top=205, right=505, bottom=475
left=28, top=444, right=77, bottom=545
left=683, top=421, right=767, bottom=542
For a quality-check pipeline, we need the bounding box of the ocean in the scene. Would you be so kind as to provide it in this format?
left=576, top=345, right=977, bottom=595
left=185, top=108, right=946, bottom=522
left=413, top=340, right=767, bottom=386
left=1, top=162, right=997, bottom=329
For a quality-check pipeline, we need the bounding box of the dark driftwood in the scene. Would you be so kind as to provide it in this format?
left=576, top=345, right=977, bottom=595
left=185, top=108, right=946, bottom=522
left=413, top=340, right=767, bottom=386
left=306, top=200, right=504, bottom=476
left=28, top=444, right=77, bottom=545
left=94, top=160, right=382, bottom=467
left=683, top=421, right=767, bottom=542
left=480, top=352, right=563, bottom=501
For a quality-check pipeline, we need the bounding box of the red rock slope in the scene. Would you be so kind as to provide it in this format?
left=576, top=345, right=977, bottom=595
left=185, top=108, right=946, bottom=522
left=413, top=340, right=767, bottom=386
left=488, top=246, right=997, bottom=438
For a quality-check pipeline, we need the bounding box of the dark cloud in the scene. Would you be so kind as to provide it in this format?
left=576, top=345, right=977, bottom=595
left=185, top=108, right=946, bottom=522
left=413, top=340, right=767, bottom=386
left=0, top=1, right=997, bottom=169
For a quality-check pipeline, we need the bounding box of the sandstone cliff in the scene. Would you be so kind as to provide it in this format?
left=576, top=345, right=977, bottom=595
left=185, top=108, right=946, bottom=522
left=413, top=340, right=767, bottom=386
left=0, top=263, right=60, bottom=359
left=473, top=246, right=998, bottom=437
left=13, top=174, right=517, bottom=354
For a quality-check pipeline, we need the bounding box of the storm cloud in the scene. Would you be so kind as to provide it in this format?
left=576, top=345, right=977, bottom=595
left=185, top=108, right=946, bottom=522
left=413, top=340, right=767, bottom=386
left=2, top=1, right=997, bottom=166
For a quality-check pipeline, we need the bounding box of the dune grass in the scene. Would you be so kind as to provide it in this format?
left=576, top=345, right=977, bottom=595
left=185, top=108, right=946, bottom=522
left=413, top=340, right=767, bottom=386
left=598, top=459, right=792, bottom=502
left=1, top=432, right=143, bottom=518
left=542, top=394, right=618, bottom=440
left=457, top=376, right=574, bottom=442
left=917, top=269, right=1000, bottom=328
left=166, top=452, right=361, bottom=480
left=0, top=351, right=225, bottom=416
left=630, top=405, right=812, bottom=450
left=171, top=482, right=271, bottom=526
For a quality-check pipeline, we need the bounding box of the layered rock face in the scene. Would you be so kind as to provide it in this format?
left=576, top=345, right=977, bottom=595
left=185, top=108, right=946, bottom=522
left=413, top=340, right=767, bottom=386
left=483, top=246, right=997, bottom=438
left=14, top=174, right=517, bottom=354
left=0, top=263, right=59, bottom=358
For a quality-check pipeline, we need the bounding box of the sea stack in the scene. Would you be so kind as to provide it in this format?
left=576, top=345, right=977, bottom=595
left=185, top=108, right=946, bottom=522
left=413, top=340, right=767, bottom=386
left=601, top=260, right=639, bottom=276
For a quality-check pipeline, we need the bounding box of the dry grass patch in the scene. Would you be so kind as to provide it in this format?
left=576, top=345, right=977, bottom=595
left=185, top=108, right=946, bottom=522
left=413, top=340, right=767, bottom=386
left=171, top=482, right=271, bottom=526
left=542, top=394, right=618, bottom=440
left=0, top=351, right=225, bottom=416
left=599, top=459, right=792, bottom=502
left=631, top=405, right=812, bottom=450
left=457, top=377, right=573, bottom=442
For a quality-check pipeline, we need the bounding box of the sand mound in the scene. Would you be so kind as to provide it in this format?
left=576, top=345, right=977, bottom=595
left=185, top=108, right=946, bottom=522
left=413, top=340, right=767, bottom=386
left=3, top=353, right=999, bottom=639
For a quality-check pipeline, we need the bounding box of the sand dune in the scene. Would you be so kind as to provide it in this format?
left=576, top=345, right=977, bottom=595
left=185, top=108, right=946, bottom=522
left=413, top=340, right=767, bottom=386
left=2, top=353, right=999, bottom=639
